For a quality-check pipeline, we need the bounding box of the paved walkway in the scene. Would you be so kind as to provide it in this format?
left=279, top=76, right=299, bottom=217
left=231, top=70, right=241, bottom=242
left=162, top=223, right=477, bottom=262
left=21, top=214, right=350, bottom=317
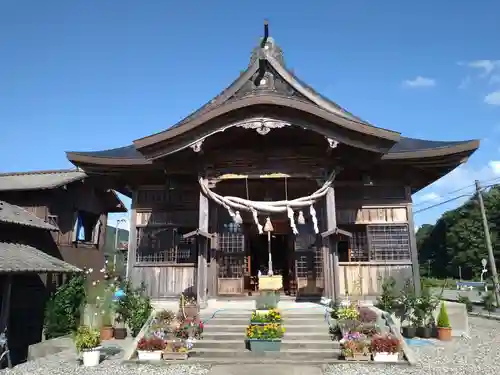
left=208, top=364, right=322, bottom=375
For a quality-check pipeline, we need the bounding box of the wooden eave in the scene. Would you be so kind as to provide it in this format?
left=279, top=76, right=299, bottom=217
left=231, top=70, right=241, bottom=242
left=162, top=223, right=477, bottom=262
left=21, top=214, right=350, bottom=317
left=321, top=227, right=353, bottom=239
left=183, top=229, right=213, bottom=239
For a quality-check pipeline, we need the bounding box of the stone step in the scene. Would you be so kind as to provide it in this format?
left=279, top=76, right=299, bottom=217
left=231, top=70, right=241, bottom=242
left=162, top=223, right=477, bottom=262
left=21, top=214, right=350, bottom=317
left=203, top=324, right=248, bottom=333
left=189, top=347, right=340, bottom=360
left=184, top=357, right=342, bottom=365
left=195, top=339, right=339, bottom=350
left=284, top=317, right=327, bottom=325
left=202, top=331, right=331, bottom=341
left=283, top=324, right=327, bottom=333
left=203, top=317, right=250, bottom=325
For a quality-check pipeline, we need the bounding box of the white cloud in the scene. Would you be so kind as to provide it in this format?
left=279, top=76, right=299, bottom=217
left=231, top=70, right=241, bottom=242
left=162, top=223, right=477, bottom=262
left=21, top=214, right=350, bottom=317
left=415, top=192, right=441, bottom=203
left=484, top=90, right=500, bottom=106
left=458, top=75, right=471, bottom=89
left=465, top=60, right=500, bottom=77
left=403, top=76, right=436, bottom=88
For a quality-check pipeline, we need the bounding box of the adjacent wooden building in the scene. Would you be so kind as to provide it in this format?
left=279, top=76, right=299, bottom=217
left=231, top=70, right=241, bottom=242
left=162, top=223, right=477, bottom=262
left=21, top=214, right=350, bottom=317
left=0, top=199, right=81, bottom=367
left=67, top=24, right=479, bottom=304
left=0, top=169, right=127, bottom=279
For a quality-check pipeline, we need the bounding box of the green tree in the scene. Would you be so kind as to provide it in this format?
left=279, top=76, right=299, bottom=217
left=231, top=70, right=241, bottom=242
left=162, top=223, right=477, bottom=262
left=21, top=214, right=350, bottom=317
left=417, top=186, right=500, bottom=280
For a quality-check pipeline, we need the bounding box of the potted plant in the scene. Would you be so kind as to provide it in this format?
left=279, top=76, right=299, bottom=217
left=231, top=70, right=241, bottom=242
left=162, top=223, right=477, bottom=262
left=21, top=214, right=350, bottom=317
left=415, top=287, right=437, bottom=338
left=74, top=325, right=101, bottom=367
left=113, top=316, right=127, bottom=340
left=246, top=323, right=285, bottom=351
left=337, top=303, right=360, bottom=336
left=250, top=309, right=282, bottom=325
left=100, top=308, right=114, bottom=340
left=137, top=336, right=166, bottom=361
left=340, top=332, right=371, bottom=361
left=163, top=341, right=189, bottom=360
left=398, top=280, right=417, bottom=338
left=370, top=334, right=400, bottom=362
left=436, top=302, right=452, bottom=341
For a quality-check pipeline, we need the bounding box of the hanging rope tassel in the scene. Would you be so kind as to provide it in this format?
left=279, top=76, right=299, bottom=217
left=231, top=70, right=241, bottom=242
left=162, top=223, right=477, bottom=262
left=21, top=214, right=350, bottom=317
left=287, top=206, right=299, bottom=235
left=251, top=208, right=263, bottom=234
left=310, top=205, right=319, bottom=234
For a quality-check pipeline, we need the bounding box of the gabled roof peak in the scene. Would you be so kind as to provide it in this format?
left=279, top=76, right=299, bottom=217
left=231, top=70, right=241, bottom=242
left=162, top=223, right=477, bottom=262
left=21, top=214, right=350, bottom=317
left=250, top=36, right=285, bottom=66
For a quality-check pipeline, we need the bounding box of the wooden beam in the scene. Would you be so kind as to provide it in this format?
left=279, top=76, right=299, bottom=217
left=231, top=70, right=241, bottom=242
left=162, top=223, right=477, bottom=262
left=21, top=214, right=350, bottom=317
left=183, top=229, right=213, bottom=240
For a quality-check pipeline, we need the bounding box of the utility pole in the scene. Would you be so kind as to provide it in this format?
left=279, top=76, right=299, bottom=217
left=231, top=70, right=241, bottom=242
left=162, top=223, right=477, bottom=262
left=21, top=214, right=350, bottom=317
left=475, top=180, right=500, bottom=307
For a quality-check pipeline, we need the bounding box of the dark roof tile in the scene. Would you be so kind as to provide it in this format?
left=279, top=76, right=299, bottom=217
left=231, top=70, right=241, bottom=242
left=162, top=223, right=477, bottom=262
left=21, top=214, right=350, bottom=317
left=0, top=200, right=58, bottom=231
left=0, top=242, right=81, bottom=273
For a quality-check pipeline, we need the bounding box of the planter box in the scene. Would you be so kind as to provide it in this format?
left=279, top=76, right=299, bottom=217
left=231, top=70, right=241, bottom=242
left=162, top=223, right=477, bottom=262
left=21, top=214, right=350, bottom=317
left=137, top=350, right=163, bottom=361
left=248, top=339, right=281, bottom=352
left=345, top=353, right=371, bottom=361
left=373, top=352, right=399, bottom=363
left=250, top=321, right=282, bottom=326
left=162, top=352, right=188, bottom=360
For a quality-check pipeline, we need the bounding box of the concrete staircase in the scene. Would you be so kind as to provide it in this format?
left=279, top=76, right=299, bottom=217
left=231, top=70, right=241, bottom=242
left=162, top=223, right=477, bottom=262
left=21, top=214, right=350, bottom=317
left=188, top=308, right=341, bottom=364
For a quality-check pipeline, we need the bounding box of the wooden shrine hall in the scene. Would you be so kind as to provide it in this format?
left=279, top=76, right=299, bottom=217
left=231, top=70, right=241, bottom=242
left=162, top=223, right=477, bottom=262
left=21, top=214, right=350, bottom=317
left=67, top=22, right=479, bottom=305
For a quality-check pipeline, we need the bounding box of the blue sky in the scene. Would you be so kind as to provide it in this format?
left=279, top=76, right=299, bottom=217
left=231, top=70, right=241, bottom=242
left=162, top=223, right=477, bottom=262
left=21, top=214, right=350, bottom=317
left=1, top=0, right=500, bottom=229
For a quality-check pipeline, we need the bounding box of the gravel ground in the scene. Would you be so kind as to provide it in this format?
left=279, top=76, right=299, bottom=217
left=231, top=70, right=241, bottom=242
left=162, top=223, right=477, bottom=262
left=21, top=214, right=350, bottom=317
left=324, top=316, right=500, bottom=375
left=3, top=316, right=500, bottom=375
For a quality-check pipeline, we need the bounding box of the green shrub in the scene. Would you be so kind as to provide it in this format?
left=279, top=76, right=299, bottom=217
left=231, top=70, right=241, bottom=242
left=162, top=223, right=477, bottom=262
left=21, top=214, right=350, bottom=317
left=375, top=277, right=399, bottom=314
left=457, top=295, right=473, bottom=312
left=44, top=275, right=87, bottom=339
left=73, top=325, right=100, bottom=352
left=115, top=280, right=152, bottom=336
left=436, top=302, right=451, bottom=328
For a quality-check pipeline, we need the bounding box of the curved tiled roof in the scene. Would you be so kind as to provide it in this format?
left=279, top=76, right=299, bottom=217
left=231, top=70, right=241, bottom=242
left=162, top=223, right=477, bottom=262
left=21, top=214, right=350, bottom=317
left=67, top=136, right=478, bottom=162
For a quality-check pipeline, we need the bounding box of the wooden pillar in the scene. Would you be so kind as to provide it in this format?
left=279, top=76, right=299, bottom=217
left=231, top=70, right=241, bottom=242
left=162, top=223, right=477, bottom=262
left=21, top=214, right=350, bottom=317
left=405, top=186, right=421, bottom=296
left=325, top=187, right=340, bottom=300
left=208, top=205, right=218, bottom=298
left=125, top=198, right=137, bottom=282
left=197, top=184, right=209, bottom=308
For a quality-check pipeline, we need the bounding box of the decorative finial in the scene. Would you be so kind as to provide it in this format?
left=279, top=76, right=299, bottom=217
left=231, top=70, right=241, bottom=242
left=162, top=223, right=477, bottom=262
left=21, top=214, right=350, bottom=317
left=262, top=20, right=269, bottom=47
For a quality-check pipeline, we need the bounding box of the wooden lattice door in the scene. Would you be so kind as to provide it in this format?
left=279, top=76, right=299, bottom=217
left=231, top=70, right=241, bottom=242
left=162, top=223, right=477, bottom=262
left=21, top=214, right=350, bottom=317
left=217, top=223, right=246, bottom=295
left=294, top=230, right=324, bottom=296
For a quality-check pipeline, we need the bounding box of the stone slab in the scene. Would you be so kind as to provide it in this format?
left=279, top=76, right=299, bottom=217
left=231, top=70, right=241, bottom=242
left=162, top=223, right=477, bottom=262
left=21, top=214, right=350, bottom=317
left=208, top=364, right=322, bottom=375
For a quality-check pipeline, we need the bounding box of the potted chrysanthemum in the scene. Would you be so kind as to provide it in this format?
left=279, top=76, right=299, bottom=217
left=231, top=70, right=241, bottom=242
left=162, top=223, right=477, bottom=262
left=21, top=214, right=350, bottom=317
left=246, top=322, right=285, bottom=352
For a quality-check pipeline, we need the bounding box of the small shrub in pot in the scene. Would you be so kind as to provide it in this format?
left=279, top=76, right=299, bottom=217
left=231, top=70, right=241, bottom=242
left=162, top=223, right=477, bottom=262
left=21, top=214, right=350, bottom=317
left=436, top=302, right=452, bottom=341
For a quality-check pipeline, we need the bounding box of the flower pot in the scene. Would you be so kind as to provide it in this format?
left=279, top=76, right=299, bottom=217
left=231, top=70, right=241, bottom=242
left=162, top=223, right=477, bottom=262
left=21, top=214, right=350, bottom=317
left=162, top=352, right=188, bottom=360
left=437, top=327, right=452, bottom=341
left=373, top=352, right=399, bottom=362
left=137, top=350, right=163, bottom=361
left=345, top=352, right=371, bottom=361
left=114, top=327, right=127, bottom=340
left=248, top=339, right=281, bottom=352
left=417, top=327, right=432, bottom=339
left=100, top=326, right=114, bottom=340
left=401, top=326, right=417, bottom=338
left=82, top=348, right=101, bottom=367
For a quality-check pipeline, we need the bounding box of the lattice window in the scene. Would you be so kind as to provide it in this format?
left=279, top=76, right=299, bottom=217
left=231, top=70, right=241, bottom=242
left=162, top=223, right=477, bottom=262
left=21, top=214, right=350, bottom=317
left=295, top=232, right=322, bottom=278
left=367, top=224, right=410, bottom=261
left=218, top=224, right=245, bottom=278
left=339, top=225, right=369, bottom=261
left=135, top=227, right=196, bottom=263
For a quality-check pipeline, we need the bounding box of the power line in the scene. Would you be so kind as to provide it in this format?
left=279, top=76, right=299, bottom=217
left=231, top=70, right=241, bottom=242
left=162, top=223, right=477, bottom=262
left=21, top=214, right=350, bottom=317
left=413, top=176, right=500, bottom=208
left=414, top=194, right=473, bottom=214
left=413, top=181, right=500, bottom=215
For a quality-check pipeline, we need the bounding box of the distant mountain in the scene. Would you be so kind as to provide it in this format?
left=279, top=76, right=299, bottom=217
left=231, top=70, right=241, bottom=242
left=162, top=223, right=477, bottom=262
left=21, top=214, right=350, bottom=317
left=104, top=225, right=129, bottom=255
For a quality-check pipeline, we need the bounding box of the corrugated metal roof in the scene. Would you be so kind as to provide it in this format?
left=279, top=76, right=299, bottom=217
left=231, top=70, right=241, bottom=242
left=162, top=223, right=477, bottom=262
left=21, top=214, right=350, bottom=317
left=0, top=242, right=82, bottom=273
left=0, top=200, right=58, bottom=231
left=0, top=169, right=86, bottom=192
